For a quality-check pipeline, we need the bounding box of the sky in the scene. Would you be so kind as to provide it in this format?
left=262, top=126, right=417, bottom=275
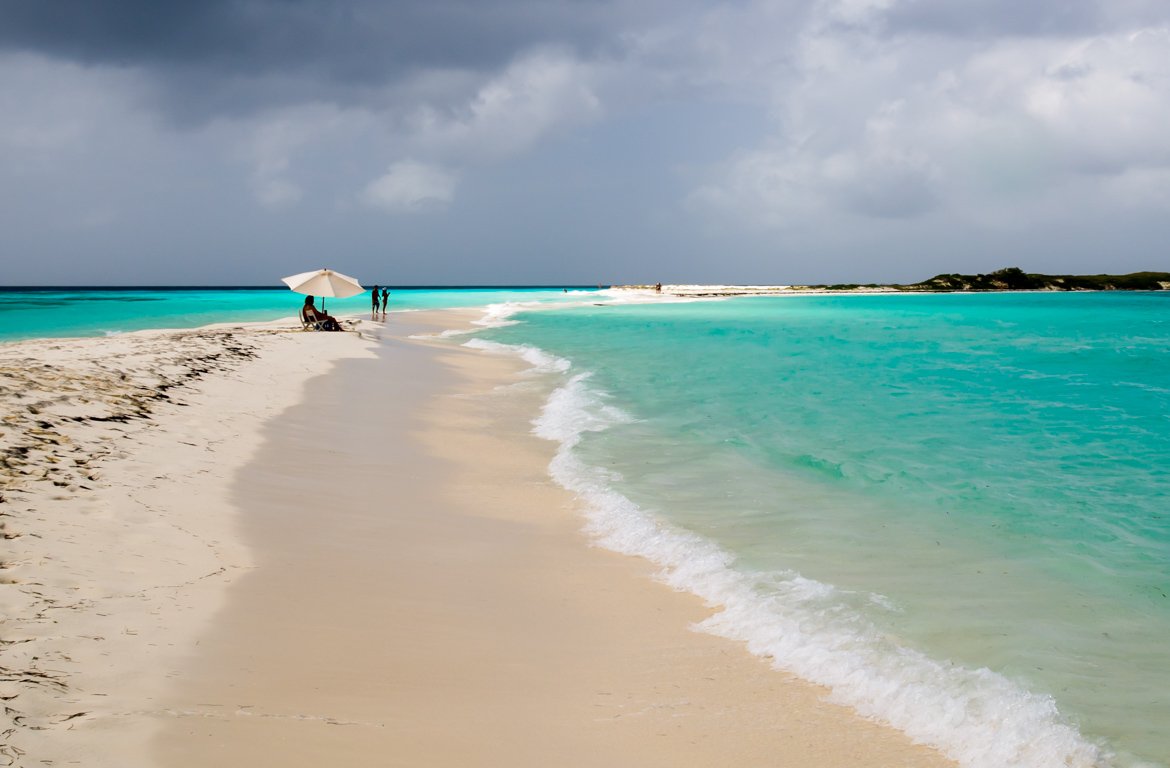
left=2, top=0, right=1169, bottom=286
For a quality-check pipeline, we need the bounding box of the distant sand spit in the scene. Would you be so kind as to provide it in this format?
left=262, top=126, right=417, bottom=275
left=612, top=284, right=899, bottom=297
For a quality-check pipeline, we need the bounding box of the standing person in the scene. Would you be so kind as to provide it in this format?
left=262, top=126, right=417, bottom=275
left=381, top=288, right=389, bottom=317
left=371, top=285, right=380, bottom=319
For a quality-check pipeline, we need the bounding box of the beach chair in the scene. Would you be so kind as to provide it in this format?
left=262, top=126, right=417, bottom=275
left=300, top=305, right=332, bottom=331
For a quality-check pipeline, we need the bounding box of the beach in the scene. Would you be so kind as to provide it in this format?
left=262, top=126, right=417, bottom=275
left=10, top=0, right=1170, bottom=761
left=0, top=309, right=953, bottom=767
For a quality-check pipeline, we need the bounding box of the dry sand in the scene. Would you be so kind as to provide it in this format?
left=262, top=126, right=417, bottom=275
left=0, top=319, right=375, bottom=766
left=2, top=311, right=954, bottom=767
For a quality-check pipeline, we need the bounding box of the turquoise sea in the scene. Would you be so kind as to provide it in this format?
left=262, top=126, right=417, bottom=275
left=0, top=286, right=592, bottom=343
left=5, top=287, right=1168, bottom=767
left=476, top=291, right=1170, bottom=768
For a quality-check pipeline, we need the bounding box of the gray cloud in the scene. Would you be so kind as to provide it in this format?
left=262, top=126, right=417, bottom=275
left=0, top=1, right=601, bottom=72
left=879, top=0, right=1170, bottom=38
left=882, top=0, right=1107, bottom=37
left=2, top=0, right=1169, bottom=286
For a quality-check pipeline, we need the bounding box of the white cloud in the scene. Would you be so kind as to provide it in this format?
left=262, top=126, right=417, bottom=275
left=1020, top=29, right=1170, bottom=173
left=348, top=48, right=602, bottom=211
left=405, top=48, right=603, bottom=162
left=361, top=160, right=458, bottom=213
left=825, top=0, right=896, bottom=27
left=689, top=17, right=1170, bottom=230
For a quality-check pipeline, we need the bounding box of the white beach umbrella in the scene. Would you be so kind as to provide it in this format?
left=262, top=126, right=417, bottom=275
left=281, top=268, right=364, bottom=311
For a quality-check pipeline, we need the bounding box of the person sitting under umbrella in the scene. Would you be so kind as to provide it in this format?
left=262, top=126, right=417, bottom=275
left=301, top=295, right=342, bottom=331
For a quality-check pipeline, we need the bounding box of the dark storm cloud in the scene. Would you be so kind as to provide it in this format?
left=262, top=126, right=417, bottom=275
left=0, top=0, right=621, bottom=72
left=0, top=0, right=637, bottom=121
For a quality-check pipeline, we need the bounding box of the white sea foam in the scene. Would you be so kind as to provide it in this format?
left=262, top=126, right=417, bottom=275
left=473, top=302, right=529, bottom=329
left=527, top=367, right=1113, bottom=768
left=436, top=289, right=703, bottom=343
left=422, top=301, right=554, bottom=341
left=463, top=338, right=571, bottom=375
left=426, top=328, right=479, bottom=340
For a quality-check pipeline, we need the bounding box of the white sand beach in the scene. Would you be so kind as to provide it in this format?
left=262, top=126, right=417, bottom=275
left=0, top=320, right=377, bottom=765
left=0, top=312, right=954, bottom=768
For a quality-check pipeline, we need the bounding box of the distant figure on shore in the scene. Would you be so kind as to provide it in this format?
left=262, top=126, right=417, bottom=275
left=302, top=295, right=341, bottom=331
left=371, top=285, right=380, bottom=319
left=655, top=282, right=662, bottom=293
left=381, top=288, right=389, bottom=317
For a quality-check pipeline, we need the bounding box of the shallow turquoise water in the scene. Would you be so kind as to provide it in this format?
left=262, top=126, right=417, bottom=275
left=483, top=292, right=1170, bottom=768
left=0, top=287, right=595, bottom=343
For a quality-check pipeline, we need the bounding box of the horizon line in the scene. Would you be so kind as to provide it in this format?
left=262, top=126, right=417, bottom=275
left=0, top=284, right=616, bottom=291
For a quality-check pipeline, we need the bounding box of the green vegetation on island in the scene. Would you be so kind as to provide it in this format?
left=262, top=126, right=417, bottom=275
left=620, top=269, right=1169, bottom=295
left=905, top=267, right=1170, bottom=292
left=801, top=268, right=1170, bottom=292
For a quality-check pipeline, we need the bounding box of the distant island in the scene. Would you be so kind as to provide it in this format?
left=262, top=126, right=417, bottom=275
left=618, top=268, right=1170, bottom=296
left=826, top=267, right=1170, bottom=292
